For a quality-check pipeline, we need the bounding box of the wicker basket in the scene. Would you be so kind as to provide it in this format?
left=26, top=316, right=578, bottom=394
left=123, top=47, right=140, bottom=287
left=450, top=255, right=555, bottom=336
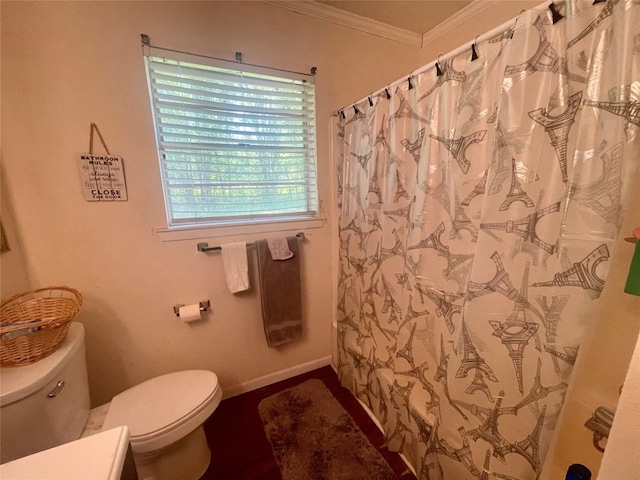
left=0, top=286, right=82, bottom=367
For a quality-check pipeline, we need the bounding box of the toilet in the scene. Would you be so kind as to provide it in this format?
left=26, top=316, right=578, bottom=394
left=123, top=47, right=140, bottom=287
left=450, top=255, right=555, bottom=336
left=0, top=322, right=222, bottom=480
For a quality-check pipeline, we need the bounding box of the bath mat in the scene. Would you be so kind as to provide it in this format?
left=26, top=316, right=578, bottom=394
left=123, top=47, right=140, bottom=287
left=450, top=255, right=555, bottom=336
left=258, top=379, right=396, bottom=480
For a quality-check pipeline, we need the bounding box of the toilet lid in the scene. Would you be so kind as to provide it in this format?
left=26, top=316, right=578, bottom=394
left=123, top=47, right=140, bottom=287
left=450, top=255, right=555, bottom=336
left=102, top=370, right=219, bottom=439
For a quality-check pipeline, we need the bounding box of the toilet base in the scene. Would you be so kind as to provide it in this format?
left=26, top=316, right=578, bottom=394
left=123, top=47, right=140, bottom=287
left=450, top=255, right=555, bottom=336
left=132, top=426, right=211, bottom=480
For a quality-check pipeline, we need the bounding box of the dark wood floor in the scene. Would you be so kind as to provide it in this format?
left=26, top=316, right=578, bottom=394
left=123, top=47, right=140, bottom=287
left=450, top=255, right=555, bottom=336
left=201, top=365, right=416, bottom=480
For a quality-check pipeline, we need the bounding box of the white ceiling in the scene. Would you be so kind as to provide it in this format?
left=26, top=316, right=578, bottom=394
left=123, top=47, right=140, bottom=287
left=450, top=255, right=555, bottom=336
left=317, top=0, right=473, bottom=34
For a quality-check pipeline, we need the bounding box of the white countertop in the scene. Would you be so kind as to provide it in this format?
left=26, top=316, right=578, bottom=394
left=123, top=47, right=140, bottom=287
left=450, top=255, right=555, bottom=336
left=0, top=427, right=130, bottom=480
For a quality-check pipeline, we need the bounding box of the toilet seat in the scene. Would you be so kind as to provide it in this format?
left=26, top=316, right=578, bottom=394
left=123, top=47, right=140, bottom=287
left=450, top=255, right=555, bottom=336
left=102, top=370, right=222, bottom=453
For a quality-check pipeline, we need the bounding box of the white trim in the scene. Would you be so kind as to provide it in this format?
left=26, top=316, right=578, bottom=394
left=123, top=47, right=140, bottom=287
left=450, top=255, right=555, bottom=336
left=154, top=216, right=326, bottom=242
left=355, top=393, right=419, bottom=477
left=330, top=361, right=418, bottom=475
left=421, top=0, right=500, bottom=47
left=343, top=0, right=549, bottom=110
left=265, top=0, right=422, bottom=48
left=222, top=355, right=332, bottom=399
left=329, top=118, right=340, bottom=369
left=330, top=361, right=416, bottom=474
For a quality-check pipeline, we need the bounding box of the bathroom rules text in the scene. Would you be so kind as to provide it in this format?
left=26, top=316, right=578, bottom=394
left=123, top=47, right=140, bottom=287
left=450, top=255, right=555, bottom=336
left=77, top=154, right=128, bottom=201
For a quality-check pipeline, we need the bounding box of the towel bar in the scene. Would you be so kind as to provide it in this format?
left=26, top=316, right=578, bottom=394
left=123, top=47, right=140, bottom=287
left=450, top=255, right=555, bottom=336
left=197, top=232, right=305, bottom=252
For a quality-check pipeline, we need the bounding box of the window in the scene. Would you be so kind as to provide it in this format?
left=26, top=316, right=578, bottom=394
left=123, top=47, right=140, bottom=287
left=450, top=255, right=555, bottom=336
left=144, top=52, right=318, bottom=228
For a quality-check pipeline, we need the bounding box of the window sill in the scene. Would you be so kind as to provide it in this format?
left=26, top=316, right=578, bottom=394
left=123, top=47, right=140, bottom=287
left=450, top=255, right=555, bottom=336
left=154, top=216, right=326, bottom=242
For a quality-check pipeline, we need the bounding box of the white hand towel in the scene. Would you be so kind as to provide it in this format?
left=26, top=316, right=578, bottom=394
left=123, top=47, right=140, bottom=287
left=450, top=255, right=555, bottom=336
left=266, top=237, right=294, bottom=260
left=221, top=242, right=250, bottom=293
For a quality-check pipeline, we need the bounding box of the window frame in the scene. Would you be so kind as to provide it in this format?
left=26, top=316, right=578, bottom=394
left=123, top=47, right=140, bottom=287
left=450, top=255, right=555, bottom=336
left=144, top=50, right=320, bottom=234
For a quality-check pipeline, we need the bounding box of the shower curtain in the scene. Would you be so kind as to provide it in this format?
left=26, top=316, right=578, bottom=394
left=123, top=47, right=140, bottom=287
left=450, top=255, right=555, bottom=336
left=335, top=1, right=639, bottom=479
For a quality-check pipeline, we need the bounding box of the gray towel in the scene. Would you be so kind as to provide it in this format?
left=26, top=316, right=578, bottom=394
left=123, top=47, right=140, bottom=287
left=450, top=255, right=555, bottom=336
left=256, top=236, right=302, bottom=347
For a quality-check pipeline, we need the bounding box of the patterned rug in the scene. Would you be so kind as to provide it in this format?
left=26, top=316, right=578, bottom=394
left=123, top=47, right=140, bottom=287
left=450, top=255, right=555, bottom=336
left=258, top=379, right=396, bottom=480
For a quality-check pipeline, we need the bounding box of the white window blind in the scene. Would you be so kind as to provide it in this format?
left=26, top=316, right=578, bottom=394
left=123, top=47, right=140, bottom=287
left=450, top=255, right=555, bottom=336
left=144, top=53, right=318, bottom=227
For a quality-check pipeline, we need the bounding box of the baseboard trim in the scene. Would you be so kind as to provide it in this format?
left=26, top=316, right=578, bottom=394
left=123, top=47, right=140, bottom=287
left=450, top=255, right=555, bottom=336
left=222, top=356, right=333, bottom=399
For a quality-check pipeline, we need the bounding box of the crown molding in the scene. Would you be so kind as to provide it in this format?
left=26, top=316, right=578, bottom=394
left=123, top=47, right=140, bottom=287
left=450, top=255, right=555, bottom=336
left=265, top=1, right=423, bottom=48
left=422, top=0, right=500, bottom=47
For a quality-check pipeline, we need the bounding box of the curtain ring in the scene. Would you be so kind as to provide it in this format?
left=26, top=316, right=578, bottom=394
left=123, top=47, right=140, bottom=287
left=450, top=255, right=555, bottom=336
left=511, top=9, right=526, bottom=38
left=549, top=3, right=564, bottom=24
left=435, top=54, right=444, bottom=76
left=471, top=36, right=480, bottom=61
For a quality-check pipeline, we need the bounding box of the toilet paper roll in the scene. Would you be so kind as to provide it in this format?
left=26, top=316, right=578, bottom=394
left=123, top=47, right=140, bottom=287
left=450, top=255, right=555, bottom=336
left=178, top=303, right=202, bottom=323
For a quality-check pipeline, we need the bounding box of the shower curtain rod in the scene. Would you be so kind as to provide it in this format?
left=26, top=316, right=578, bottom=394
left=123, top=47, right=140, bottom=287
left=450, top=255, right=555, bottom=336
left=340, top=0, right=557, bottom=112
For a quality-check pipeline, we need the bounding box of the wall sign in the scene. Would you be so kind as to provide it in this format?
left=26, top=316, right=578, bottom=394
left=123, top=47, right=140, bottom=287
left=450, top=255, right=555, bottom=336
left=77, top=154, right=128, bottom=201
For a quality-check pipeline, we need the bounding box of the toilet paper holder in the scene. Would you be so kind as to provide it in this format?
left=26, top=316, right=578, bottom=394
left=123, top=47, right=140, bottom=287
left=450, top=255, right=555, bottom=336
left=584, top=406, right=615, bottom=452
left=173, top=300, right=210, bottom=317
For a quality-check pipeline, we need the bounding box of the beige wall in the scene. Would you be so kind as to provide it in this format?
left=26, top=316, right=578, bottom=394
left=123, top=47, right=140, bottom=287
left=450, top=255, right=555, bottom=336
left=0, top=180, right=33, bottom=298
left=1, top=1, right=419, bottom=406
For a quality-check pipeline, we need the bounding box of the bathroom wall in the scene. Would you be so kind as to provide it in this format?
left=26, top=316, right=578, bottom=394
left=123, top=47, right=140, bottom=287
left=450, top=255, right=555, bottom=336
left=1, top=0, right=419, bottom=406
left=0, top=179, right=33, bottom=298
left=418, top=0, right=541, bottom=65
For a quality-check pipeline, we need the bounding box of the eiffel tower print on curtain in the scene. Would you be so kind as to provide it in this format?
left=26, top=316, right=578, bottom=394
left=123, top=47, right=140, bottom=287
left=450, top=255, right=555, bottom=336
left=336, top=2, right=640, bottom=479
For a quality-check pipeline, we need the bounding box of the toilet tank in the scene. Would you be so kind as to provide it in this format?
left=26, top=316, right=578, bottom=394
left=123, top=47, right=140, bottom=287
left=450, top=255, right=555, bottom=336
left=0, top=322, right=90, bottom=464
